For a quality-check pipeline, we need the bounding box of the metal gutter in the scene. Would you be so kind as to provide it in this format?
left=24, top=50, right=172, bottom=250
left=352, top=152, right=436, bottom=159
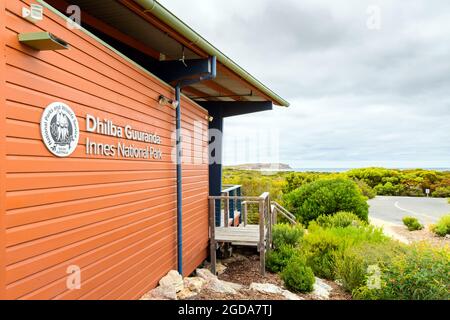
left=133, top=0, right=290, bottom=107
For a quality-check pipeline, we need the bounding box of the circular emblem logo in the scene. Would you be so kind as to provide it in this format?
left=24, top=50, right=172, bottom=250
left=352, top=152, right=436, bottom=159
left=40, top=102, right=79, bottom=157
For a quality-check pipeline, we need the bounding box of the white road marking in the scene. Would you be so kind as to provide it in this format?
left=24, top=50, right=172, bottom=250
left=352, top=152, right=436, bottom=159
left=394, top=201, right=436, bottom=220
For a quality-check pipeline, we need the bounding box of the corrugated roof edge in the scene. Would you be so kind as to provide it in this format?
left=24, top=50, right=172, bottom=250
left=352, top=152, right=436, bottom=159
left=133, top=0, right=290, bottom=107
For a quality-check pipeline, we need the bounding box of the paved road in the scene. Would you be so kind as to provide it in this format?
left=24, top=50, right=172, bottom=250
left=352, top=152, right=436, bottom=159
left=368, top=196, right=450, bottom=225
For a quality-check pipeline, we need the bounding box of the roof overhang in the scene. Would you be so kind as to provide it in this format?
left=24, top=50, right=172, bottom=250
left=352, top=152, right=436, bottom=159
left=41, top=0, right=289, bottom=107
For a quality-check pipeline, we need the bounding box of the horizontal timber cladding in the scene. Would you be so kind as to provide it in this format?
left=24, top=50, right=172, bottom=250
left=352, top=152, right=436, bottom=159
left=2, top=0, right=210, bottom=299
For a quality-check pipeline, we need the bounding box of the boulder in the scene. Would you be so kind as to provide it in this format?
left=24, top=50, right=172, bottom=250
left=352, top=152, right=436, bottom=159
left=184, top=277, right=207, bottom=293
left=216, top=263, right=227, bottom=275
left=177, top=288, right=198, bottom=300
left=249, top=282, right=283, bottom=295
left=196, top=268, right=218, bottom=281
left=141, top=286, right=177, bottom=300
left=196, top=267, right=242, bottom=295
left=223, top=254, right=248, bottom=265
left=159, top=270, right=184, bottom=293
left=281, top=290, right=304, bottom=300
left=312, top=277, right=332, bottom=299
left=206, top=278, right=240, bottom=294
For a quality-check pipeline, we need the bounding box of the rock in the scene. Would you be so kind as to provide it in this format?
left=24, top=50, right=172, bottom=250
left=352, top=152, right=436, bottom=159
left=206, top=278, right=239, bottom=294
left=177, top=288, right=198, bottom=300
left=141, top=286, right=177, bottom=300
left=281, top=290, right=304, bottom=300
left=312, top=277, right=332, bottom=299
left=249, top=283, right=283, bottom=295
left=184, top=277, right=207, bottom=293
left=159, top=270, right=184, bottom=293
left=196, top=268, right=218, bottom=281
left=216, top=263, right=227, bottom=275
left=223, top=254, right=248, bottom=265
left=196, top=268, right=242, bottom=295
left=225, top=281, right=244, bottom=291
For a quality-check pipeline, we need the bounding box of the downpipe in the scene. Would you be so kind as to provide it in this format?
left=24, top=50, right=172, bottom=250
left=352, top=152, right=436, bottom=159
left=175, top=56, right=216, bottom=275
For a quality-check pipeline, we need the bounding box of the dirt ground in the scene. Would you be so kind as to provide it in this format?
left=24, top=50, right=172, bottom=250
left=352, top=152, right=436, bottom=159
left=391, top=225, right=450, bottom=247
left=191, top=248, right=351, bottom=300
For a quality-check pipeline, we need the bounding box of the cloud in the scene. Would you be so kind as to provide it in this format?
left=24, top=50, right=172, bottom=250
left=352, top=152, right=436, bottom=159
left=160, top=0, right=450, bottom=168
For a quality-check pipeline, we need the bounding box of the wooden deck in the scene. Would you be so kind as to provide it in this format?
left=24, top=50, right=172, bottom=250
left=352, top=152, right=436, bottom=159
left=209, top=190, right=296, bottom=276
left=209, top=192, right=272, bottom=276
left=215, top=225, right=266, bottom=246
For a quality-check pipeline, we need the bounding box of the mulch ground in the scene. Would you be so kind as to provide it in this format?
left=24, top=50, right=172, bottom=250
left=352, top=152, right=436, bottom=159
left=192, top=247, right=351, bottom=300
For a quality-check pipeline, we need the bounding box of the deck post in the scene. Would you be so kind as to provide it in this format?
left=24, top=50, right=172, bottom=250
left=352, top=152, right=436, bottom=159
left=267, top=196, right=272, bottom=249
left=273, top=206, right=277, bottom=225
left=209, top=198, right=216, bottom=275
left=242, top=201, right=248, bottom=226
left=259, top=199, right=265, bottom=275
left=222, top=191, right=229, bottom=227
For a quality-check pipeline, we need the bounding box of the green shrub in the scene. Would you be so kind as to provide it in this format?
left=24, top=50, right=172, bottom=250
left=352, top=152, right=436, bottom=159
left=272, top=223, right=304, bottom=248
left=374, top=182, right=405, bottom=196
left=284, top=178, right=369, bottom=225
left=430, top=214, right=450, bottom=237
left=432, top=186, right=450, bottom=198
left=335, top=242, right=406, bottom=293
left=316, top=211, right=364, bottom=228
left=266, top=245, right=298, bottom=273
left=303, top=224, right=387, bottom=280
left=353, top=244, right=450, bottom=300
left=354, top=179, right=376, bottom=199
left=301, top=222, right=389, bottom=280
left=281, top=256, right=315, bottom=293
left=402, top=216, right=424, bottom=231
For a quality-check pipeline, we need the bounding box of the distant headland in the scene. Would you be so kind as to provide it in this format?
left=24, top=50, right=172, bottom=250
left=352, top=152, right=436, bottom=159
left=225, top=163, right=293, bottom=171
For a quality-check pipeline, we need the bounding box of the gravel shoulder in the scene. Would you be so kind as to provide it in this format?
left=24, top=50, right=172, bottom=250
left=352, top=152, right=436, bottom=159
left=390, top=225, right=449, bottom=248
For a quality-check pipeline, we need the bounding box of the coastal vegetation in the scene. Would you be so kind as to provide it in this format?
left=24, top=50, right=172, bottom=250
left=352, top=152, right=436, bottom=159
left=225, top=166, right=450, bottom=299
left=402, top=216, right=424, bottom=231
left=223, top=167, right=450, bottom=199
left=266, top=222, right=449, bottom=299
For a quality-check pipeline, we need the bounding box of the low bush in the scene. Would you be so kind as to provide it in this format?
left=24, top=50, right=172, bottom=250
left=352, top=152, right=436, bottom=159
left=316, top=211, right=364, bottom=228
left=335, top=242, right=406, bottom=293
left=432, top=186, right=450, bottom=198
left=266, top=245, right=298, bottom=273
left=430, top=214, right=450, bottom=237
left=353, top=244, right=450, bottom=300
left=281, top=256, right=315, bottom=293
left=402, top=216, right=424, bottom=231
left=354, top=179, right=376, bottom=199
left=283, top=178, right=369, bottom=225
left=302, top=224, right=387, bottom=280
left=272, top=223, right=304, bottom=248
left=373, top=182, right=405, bottom=196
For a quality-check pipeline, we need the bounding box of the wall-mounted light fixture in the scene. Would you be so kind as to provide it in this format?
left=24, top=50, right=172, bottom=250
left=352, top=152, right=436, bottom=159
left=158, top=95, right=179, bottom=110
left=22, top=4, right=44, bottom=24
left=205, top=115, right=214, bottom=122
left=18, top=32, right=69, bottom=51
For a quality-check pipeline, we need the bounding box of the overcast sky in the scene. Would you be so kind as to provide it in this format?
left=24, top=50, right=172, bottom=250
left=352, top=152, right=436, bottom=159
left=159, top=0, right=450, bottom=168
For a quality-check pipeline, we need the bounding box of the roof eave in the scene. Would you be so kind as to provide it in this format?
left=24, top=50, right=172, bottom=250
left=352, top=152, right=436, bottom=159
left=132, top=0, right=290, bottom=107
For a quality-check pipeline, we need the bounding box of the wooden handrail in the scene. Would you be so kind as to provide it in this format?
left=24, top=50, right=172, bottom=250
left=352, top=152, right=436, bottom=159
left=221, top=184, right=242, bottom=193
left=272, top=202, right=297, bottom=225
left=208, top=191, right=273, bottom=275
left=208, top=195, right=261, bottom=200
